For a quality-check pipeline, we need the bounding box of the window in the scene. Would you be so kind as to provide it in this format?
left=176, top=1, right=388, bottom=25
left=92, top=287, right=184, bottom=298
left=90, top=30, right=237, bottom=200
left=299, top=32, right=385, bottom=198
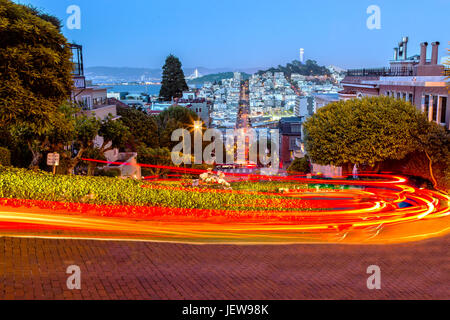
left=289, top=137, right=299, bottom=150
left=432, top=95, right=438, bottom=121
left=291, top=124, right=301, bottom=133
left=386, top=91, right=390, bottom=97
left=424, top=95, right=430, bottom=117
left=80, top=96, right=92, bottom=110
left=397, top=92, right=401, bottom=99
left=409, top=93, right=413, bottom=103
left=440, top=96, right=447, bottom=124
left=402, top=93, right=406, bottom=101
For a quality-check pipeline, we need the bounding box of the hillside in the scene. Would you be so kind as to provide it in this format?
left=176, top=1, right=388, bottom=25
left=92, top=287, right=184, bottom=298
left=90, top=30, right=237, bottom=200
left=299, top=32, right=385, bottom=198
left=188, top=72, right=251, bottom=85
left=85, top=67, right=258, bottom=84
left=257, top=60, right=331, bottom=77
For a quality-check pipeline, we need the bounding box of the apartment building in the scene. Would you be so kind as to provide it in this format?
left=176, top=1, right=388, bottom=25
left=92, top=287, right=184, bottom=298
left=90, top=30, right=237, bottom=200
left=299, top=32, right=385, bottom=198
left=340, top=37, right=449, bottom=128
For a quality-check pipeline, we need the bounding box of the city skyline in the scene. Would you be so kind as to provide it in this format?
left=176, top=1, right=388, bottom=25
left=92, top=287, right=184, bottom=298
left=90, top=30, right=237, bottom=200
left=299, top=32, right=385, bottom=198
left=13, top=0, right=450, bottom=70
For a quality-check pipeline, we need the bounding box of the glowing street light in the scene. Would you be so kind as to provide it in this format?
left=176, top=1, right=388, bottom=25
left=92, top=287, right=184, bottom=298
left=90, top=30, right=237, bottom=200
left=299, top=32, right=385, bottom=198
left=193, top=121, right=202, bottom=130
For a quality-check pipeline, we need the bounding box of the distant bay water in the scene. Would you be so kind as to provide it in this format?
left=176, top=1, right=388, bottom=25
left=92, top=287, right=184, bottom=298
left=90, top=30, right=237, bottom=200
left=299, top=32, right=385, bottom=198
left=99, top=84, right=162, bottom=96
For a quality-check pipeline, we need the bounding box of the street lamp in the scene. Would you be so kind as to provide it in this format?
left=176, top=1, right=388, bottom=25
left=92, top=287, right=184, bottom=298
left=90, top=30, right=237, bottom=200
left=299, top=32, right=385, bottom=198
left=193, top=121, right=202, bottom=130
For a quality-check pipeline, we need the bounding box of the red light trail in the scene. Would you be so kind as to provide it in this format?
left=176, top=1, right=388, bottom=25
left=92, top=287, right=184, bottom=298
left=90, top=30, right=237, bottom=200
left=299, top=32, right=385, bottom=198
left=0, top=160, right=448, bottom=244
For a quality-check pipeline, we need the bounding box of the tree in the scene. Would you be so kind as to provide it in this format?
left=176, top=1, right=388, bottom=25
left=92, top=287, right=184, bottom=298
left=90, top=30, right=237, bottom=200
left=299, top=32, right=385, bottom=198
left=0, top=0, right=73, bottom=167
left=411, top=117, right=450, bottom=191
left=117, top=106, right=159, bottom=149
left=24, top=5, right=63, bottom=30
left=97, top=115, right=130, bottom=156
left=0, top=0, right=73, bottom=135
left=159, top=55, right=188, bottom=101
left=65, top=115, right=130, bottom=175
left=138, top=146, right=173, bottom=177
left=65, top=115, right=101, bottom=174
left=303, top=96, right=421, bottom=174
left=156, top=105, right=201, bottom=149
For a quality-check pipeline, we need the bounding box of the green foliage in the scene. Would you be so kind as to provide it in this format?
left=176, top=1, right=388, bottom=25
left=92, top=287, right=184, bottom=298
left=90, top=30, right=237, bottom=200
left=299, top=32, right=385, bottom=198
left=117, top=106, right=159, bottom=149
left=230, top=181, right=309, bottom=193
left=74, top=115, right=101, bottom=147
left=381, top=151, right=448, bottom=191
left=79, top=147, right=107, bottom=176
left=0, top=0, right=73, bottom=134
left=138, top=146, right=172, bottom=176
left=412, top=117, right=450, bottom=164
left=303, top=96, right=421, bottom=168
left=258, top=59, right=331, bottom=77
left=156, top=105, right=201, bottom=148
left=188, top=72, right=251, bottom=85
left=96, top=168, right=121, bottom=178
left=0, top=147, right=11, bottom=166
left=287, top=157, right=311, bottom=174
left=406, top=118, right=450, bottom=191
left=98, top=115, right=130, bottom=152
left=23, top=4, right=63, bottom=30
left=159, top=54, right=188, bottom=101
left=0, top=167, right=312, bottom=213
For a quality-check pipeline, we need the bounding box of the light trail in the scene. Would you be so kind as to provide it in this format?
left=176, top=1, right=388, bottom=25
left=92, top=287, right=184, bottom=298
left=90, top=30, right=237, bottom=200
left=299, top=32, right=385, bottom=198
left=0, top=164, right=448, bottom=244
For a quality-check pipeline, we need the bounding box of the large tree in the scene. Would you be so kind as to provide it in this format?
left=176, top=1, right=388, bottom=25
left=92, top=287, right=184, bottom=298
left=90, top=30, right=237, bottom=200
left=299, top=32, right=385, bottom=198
left=159, top=55, right=188, bottom=101
left=0, top=0, right=73, bottom=131
left=117, top=106, right=159, bottom=149
left=156, top=105, right=201, bottom=149
left=303, top=96, right=422, bottom=174
left=411, top=117, right=450, bottom=191
left=0, top=0, right=73, bottom=167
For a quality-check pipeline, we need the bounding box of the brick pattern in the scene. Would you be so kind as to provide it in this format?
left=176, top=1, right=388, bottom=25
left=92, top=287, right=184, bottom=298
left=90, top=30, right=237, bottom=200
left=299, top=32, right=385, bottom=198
left=0, top=236, right=449, bottom=300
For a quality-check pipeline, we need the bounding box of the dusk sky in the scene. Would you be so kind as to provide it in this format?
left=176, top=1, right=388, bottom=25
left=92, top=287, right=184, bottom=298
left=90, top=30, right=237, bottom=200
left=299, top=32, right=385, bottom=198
left=13, top=0, right=450, bottom=70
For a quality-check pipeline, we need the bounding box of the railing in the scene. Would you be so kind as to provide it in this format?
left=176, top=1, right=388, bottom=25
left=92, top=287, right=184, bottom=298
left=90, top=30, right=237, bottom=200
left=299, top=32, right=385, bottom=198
left=346, top=67, right=416, bottom=77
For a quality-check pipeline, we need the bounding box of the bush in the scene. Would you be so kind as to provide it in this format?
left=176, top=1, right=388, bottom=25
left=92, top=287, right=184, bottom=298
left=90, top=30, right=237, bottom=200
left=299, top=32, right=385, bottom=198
left=287, top=157, right=310, bottom=174
left=97, top=168, right=121, bottom=178
left=0, top=147, right=11, bottom=166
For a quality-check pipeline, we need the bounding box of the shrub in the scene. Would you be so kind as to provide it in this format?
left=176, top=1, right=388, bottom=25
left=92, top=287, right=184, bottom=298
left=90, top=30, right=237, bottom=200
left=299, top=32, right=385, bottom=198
left=287, top=157, right=310, bottom=174
left=0, top=147, right=11, bottom=166
left=97, top=168, right=121, bottom=178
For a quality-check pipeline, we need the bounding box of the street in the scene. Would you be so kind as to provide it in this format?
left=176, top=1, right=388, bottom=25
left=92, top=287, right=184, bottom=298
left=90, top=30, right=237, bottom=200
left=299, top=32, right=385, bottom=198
left=0, top=235, right=448, bottom=300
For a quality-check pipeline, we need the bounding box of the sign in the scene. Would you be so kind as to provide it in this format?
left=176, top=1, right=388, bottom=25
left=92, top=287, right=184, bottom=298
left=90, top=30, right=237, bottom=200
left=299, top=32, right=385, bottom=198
left=47, top=153, right=60, bottom=166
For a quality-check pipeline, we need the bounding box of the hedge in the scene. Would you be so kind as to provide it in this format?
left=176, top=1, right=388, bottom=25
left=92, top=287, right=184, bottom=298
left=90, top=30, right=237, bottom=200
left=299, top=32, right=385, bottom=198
left=0, top=167, right=313, bottom=214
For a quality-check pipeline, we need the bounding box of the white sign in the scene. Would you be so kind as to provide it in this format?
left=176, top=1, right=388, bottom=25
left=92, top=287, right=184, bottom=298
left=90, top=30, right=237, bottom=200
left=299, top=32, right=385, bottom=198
left=47, top=153, right=60, bottom=166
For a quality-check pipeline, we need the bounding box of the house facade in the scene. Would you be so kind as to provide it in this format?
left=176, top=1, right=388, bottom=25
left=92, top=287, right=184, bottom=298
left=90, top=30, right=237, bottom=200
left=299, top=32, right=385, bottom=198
left=340, top=37, right=449, bottom=129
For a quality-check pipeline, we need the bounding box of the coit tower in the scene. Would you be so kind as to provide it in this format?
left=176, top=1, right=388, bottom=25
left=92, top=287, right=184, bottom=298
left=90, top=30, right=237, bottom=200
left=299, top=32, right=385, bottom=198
left=299, top=48, right=305, bottom=63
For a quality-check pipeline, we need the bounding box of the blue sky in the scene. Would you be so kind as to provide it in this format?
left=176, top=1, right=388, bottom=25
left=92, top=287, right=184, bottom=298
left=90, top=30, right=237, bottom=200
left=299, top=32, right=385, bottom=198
left=13, top=0, right=450, bottom=70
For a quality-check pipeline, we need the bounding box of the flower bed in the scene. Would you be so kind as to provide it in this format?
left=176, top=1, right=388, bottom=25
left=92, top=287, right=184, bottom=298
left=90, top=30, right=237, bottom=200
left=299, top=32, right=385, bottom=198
left=0, top=166, right=316, bottom=215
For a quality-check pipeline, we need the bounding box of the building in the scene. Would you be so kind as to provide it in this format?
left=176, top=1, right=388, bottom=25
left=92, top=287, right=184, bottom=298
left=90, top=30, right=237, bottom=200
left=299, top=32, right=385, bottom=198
left=313, top=94, right=340, bottom=112
left=278, top=117, right=303, bottom=168
left=340, top=37, right=449, bottom=129
left=69, top=44, right=139, bottom=178
left=70, top=45, right=118, bottom=119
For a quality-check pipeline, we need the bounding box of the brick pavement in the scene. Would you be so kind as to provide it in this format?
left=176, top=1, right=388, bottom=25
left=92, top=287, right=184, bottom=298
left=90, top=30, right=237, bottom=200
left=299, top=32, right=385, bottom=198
left=0, top=236, right=448, bottom=300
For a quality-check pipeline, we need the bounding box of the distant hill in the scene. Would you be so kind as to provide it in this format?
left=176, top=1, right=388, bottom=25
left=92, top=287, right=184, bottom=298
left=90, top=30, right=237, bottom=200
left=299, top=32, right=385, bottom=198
left=188, top=72, right=251, bottom=85
left=85, top=67, right=161, bottom=83
left=85, top=66, right=260, bottom=84
left=257, top=60, right=331, bottom=77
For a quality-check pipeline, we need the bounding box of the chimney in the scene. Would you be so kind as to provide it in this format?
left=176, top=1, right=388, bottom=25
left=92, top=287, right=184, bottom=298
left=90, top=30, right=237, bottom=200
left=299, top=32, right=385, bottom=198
left=402, top=37, right=408, bottom=60
left=393, top=48, right=399, bottom=60
left=419, top=42, right=428, bottom=65
left=431, top=41, right=440, bottom=65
